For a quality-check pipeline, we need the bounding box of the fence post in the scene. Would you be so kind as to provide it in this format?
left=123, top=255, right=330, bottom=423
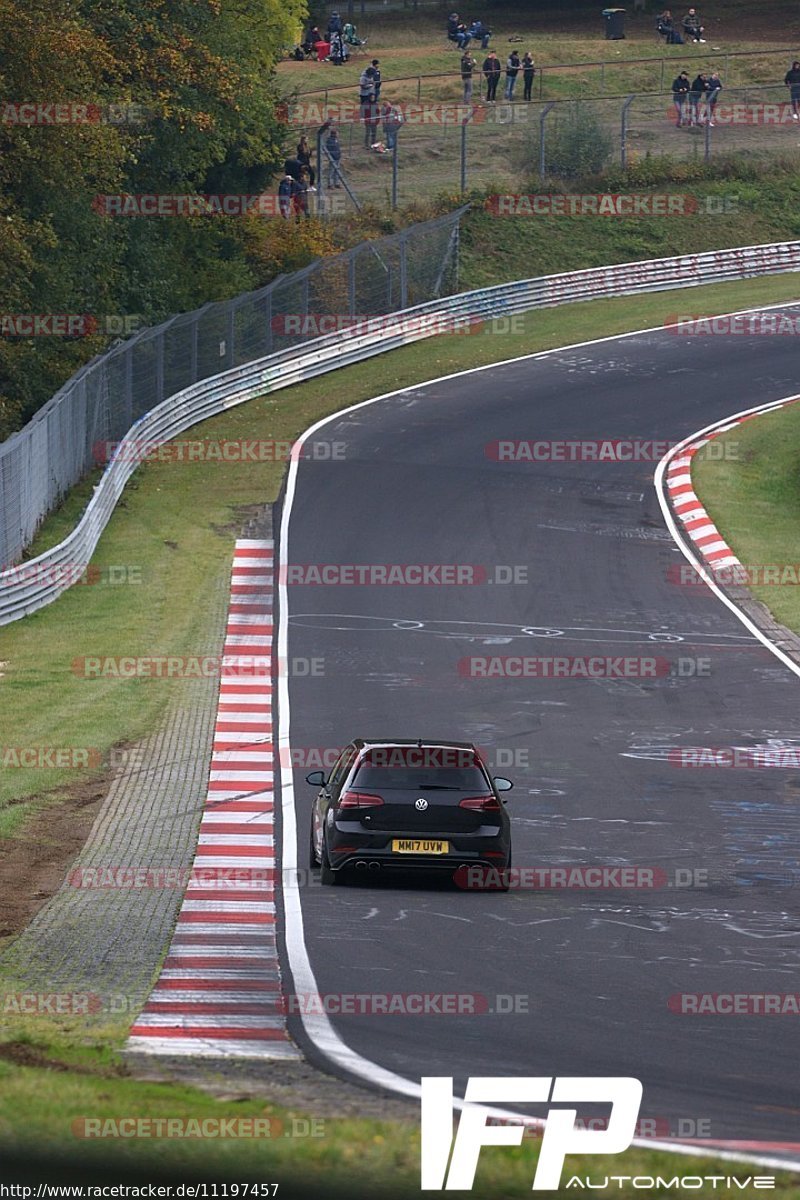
left=392, top=131, right=399, bottom=209
left=227, top=304, right=235, bottom=369
left=400, top=233, right=408, bottom=310
left=600, top=62, right=606, bottom=92
left=190, top=318, right=199, bottom=383
left=460, top=108, right=473, bottom=195
left=539, top=101, right=555, bottom=180
left=620, top=95, right=635, bottom=169
left=348, top=250, right=357, bottom=316
left=316, top=123, right=326, bottom=217
left=156, top=331, right=165, bottom=403
left=660, top=58, right=665, bottom=91
left=124, top=345, right=133, bottom=424
left=264, top=290, right=273, bottom=355
left=704, top=117, right=711, bottom=163
left=417, top=76, right=422, bottom=101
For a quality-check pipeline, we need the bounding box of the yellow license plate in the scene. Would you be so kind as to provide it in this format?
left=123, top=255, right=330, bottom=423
left=391, top=839, right=449, bottom=855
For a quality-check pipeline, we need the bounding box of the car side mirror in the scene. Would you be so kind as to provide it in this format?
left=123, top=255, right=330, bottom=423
left=493, top=776, right=513, bottom=792
left=306, top=770, right=327, bottom=786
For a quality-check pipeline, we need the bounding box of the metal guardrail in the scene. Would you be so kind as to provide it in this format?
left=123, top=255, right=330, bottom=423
left=2, top=239, right=800, bottom=625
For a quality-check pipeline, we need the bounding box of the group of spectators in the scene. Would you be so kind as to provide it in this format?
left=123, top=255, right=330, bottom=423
left=298, top=10, right=366, bottom=64
left=670, top=59, right=800, bottom=128
left=670, top=69, right=722, bottom=125
left=278, top=136, right=319, bottom=218
left=460, top=49, right=536, bottom=103
left=447, top=12, right=492, bottom=51
left=356, top=60, right=404, bottom=150
left=657, top=8, right=706, bottom=44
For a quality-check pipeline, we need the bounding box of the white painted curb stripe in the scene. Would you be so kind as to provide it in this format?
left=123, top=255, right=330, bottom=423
left=126, top=538, right=298, bottom=1060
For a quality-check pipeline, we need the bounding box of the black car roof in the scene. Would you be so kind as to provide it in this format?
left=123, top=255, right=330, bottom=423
left=352, top=738, right=478, bottom=751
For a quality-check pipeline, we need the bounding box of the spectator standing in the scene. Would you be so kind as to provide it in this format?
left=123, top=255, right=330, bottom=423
left=381, top=100, right=404, bottom=150
left=324, top=125, right=342, bottom=187
left=505, top=50, right=521, bottom=101
left=682, top=8, right=705, bottom=42
left=461, top=49, right=477, bottom=103
left=327, top=10, right=343, bottom=37
left=784, top=60, right=800, bottom=120
left=359, top=64, right=377, bottom=147
left=671, top=70, right=690, bottom=126
left=278, top=172, right=295, bottom=219
left=296, top=135, right=315, bottom=186
left=688, top=72, right=707, bottom=124
left=483, top=50, right=501, bottom=102
left=368, top=59, right=382, bottom=102
left=522, top=52, right=535, bottom=101
left=706, top=71, right=722, bottom=124
left=294, top=170, right=311, bottom=219
left=283, top=156, right=304, bottom=181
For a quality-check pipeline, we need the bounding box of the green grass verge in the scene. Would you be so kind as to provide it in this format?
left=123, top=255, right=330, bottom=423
left=691, top=396, right=800, bottom=632
left=2, top=1033, right=800, bottom=1195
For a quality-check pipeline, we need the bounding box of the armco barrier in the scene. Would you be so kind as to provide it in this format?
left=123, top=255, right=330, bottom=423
left=2, top=239, right=800, bottom=625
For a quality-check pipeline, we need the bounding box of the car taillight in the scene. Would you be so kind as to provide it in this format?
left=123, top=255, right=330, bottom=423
left=459, top=794, right=501, bottom=811
left=338, top=791, right=384, bottom=809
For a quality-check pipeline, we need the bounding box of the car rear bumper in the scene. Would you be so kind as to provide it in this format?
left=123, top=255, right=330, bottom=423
left=327, top=828, right=510, bottom=873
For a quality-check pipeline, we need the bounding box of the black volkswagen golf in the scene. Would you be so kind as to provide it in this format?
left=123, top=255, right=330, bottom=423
left=306, top=739, right=512, bottom=886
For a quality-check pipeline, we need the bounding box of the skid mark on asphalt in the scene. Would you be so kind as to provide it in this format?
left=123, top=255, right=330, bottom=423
left=126, top=539, right=299, bottom=1060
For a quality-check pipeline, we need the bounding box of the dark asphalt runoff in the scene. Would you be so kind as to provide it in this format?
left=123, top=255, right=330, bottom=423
left=277, top=312, right=800, bottom=1158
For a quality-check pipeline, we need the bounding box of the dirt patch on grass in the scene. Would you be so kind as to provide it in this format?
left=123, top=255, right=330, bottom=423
left=0, top=1040, right=126, bottom=1077
left=0, top=773, right=114, bottom=949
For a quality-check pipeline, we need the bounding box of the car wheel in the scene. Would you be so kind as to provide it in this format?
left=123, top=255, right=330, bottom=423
left=320, top=832, right=340, bottom=886
left=309, top=819, right=319, bottom=870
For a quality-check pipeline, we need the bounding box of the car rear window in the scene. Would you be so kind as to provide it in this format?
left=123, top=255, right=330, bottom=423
left=351, top=764, right=489, bottom=791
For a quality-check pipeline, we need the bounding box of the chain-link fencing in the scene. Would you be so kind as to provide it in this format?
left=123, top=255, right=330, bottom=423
left=0, top=208, right=465, bottom=569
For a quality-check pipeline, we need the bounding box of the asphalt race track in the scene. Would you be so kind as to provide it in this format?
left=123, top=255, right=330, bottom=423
left=277, top=311, right=800, bottom=1161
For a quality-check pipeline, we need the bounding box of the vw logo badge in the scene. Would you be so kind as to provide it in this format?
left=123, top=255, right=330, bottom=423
left=415, top=798, right=428, bottom=811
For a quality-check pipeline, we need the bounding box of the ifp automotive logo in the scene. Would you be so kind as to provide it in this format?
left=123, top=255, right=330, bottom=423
left=421, top=1076, right=642, bottom=1190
